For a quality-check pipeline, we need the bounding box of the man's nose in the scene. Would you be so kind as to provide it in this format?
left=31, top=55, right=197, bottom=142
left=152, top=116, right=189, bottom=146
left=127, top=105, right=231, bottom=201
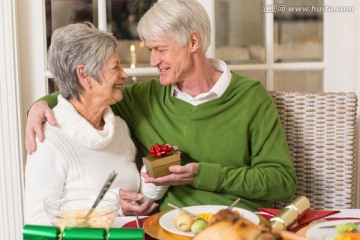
left=149, top=50, right=160, bottom=67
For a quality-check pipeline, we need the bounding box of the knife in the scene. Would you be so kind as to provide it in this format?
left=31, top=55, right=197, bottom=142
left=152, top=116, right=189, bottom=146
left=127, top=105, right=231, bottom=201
left=319, top=221, right=360, bottom=229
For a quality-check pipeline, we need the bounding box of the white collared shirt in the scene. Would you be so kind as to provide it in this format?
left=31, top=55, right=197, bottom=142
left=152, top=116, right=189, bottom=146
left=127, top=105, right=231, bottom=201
left=171, top=58, right=231, bottom=106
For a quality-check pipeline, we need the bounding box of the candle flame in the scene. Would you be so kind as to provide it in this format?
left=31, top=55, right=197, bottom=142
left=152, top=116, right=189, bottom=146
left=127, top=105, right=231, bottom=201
left=130, top=44, right=135, bottom=52
left=130, top=44, right=136, bottom=68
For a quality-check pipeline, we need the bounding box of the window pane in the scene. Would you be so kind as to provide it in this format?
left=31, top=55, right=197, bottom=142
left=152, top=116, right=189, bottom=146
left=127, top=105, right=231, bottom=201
left=110, top=1, right=155, bottom=68
left=45, top=0, right=155, bottom=67
left=47, top=78, right=59, bottom=94
left=215, top=0, right=265, bottom=64
left=118, top=40, right=150, bottom=68
left=273, top=70, right=323, bottom=92
left=235, top=70, right=266, bottom=86
left=273, top=0, right=324, bottom=62
left=110, top=0, right=156, bottom=40
left=46, top=0, right=95, bottom=49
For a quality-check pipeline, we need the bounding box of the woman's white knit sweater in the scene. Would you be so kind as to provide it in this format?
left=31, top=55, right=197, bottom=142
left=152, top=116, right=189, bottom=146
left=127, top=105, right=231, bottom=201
left=24, top=95, right=167, bottom=224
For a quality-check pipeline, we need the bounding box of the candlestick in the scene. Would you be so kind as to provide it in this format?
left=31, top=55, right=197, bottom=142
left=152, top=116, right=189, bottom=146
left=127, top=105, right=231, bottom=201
left=130, top=44, right=136, bottom=68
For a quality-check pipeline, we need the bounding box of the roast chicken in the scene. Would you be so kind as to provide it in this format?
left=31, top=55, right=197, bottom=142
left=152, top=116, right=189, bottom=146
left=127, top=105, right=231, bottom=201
left=193, top=209, right=283, bottom=240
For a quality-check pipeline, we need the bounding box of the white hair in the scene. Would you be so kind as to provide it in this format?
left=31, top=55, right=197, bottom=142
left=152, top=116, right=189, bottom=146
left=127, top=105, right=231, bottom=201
left=137, top=0, right=211, bottom=52
left=48, top=22, right=118, bottom=101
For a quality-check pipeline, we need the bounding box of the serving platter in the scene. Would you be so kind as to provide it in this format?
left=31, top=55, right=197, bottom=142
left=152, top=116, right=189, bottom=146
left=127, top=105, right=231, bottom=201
left=143, top=206, right=271, bottom=239
left=143, top=210, right=309, bottom=240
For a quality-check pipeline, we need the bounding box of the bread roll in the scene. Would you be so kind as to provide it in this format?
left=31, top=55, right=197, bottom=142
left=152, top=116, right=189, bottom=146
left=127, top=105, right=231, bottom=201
left=174, top=210, right=195, bottom=232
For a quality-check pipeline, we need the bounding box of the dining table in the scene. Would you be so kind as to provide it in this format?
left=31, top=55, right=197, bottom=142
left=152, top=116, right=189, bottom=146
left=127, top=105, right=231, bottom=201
left=111, top=209, right=360, bottom=240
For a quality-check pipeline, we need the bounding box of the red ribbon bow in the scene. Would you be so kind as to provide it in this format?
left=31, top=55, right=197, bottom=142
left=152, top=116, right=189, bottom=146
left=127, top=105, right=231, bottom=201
left=149, top=143, right=173, bottom=158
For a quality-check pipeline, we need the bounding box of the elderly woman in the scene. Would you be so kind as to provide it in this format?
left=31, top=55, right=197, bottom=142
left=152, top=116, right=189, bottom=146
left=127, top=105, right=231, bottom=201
left=24, top=23, right=165, bottom=224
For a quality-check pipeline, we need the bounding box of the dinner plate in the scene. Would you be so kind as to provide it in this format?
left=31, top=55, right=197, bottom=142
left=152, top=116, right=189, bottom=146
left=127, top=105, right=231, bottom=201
left=159, top=205, right=260, bottom=237
left=306, top=220, right=358, bottom=240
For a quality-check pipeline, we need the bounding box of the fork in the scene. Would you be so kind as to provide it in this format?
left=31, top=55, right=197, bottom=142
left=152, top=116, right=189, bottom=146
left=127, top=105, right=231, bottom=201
left=227, top=198, right=241, bottom=210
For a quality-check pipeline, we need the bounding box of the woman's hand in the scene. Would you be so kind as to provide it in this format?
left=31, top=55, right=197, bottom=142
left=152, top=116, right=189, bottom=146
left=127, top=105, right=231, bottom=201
left=141, top=163, right=199, bottom=186
left=25, top=101, right=57, bottom=154
left=119, top=189, right=159, bottom=216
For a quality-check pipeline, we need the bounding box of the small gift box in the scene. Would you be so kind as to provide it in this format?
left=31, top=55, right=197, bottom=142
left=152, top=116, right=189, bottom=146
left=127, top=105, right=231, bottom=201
left=143, top=143, right=181, bottom=178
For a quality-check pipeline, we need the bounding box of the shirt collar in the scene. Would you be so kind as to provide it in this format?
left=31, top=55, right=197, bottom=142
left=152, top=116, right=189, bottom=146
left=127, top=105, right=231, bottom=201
left=171, top=58, right=231, bottom=98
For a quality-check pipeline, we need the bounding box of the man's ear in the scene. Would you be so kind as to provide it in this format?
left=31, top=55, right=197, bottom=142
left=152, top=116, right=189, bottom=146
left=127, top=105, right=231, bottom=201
left=189, top=32, right=201, bottom=52
left=76, top=65, right=91, bottom=89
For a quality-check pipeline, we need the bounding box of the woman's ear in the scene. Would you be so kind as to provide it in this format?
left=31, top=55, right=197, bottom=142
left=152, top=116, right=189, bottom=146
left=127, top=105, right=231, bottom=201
left=189, top=32, right=201, bottom=52
left=76, top=65, right=91, bottom=89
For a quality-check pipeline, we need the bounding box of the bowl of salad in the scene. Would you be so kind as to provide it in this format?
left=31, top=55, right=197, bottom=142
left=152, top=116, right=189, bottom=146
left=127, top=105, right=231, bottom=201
left=44, top=189, right=120, bottom=231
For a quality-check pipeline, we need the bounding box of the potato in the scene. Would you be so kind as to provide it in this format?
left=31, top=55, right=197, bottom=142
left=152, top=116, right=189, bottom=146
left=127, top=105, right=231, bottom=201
left=175, top=210, right=195, bottom=232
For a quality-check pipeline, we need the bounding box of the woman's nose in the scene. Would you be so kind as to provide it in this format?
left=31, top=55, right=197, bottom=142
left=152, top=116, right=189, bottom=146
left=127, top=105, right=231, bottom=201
left=120, top=69, right=128, bottom=79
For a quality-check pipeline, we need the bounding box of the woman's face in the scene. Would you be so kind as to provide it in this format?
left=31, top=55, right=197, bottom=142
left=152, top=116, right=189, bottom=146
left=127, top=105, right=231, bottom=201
left=146, top=36, right=192, bottom=86
left=90, top=52, right=127, bottom=106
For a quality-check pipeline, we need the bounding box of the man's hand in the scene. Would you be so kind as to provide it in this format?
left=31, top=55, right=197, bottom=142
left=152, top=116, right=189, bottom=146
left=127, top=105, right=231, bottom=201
left=141, top=163, right=199, bottom=186
left=25, top=101, right=57, bottom=154
left=119, top=189, right=158, bottom=216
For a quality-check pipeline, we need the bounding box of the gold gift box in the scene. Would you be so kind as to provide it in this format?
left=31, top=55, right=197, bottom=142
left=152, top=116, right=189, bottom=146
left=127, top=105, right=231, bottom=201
left=143, top=152, right=181, bottom=178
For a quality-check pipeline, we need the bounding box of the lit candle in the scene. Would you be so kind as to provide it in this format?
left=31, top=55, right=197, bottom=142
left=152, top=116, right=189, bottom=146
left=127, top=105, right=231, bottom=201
left=130, top=44, right=136, bottom=68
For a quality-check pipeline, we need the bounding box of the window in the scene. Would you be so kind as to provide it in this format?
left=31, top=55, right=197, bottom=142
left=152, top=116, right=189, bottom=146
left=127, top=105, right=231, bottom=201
left=45, top=0, right=157, bottom=92
left=44, top=0, right=358, bottom=94
left=214, top=0, right=324, bottom=92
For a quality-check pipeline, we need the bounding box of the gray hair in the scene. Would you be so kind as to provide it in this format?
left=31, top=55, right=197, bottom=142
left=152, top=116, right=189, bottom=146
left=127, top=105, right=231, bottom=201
left=48, top=22, right=118, bottom=101
left=137, top=0, right=211, bottom=52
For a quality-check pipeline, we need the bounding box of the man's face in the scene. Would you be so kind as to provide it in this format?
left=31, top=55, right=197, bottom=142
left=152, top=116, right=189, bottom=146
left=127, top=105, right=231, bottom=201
left=145, top=36, right=192, bottom=86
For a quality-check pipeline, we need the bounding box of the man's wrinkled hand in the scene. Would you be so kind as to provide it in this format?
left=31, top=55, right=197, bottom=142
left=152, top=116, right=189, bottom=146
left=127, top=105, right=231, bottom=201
left=141, top=163, right=199, bottom=186
left=25, top=101, right=57, bottom=154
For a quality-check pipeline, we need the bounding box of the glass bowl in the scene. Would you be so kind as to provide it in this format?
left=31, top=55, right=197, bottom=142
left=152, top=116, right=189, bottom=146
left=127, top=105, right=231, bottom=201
left=44, top=190, right=120, bottom=231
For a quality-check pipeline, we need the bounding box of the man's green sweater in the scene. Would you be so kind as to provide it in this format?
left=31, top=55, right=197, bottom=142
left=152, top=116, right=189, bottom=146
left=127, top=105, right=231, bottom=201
left=44, top=72, right=296, bottom=211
